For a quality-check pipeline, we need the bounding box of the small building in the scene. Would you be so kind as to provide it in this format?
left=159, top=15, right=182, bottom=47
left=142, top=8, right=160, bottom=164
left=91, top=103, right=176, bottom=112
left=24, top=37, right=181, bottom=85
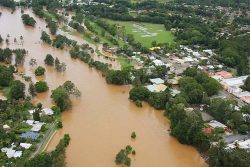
left=214, top=71, right=232, bottom=79
left=208, top=120, right=228, bottom=131
left=153, top=59, right=164, bottom=66
left=221, top=76, right=248, bottom=89
left=20, top=143, right=32, bottom=149
left=31, top=122, right=45, bottom=132
left=3, top=124, right=10, bottom=130
left=241, top=96, right=250, bottom=104
left=203, top=127, right=213, bottom=134
left=149, top=78, right=164, bottom=84
left=42, top=108, right=54, bottom=116
left=145, top=84, right=167, bottom=93
left=20, top=131, right=40, bottom=140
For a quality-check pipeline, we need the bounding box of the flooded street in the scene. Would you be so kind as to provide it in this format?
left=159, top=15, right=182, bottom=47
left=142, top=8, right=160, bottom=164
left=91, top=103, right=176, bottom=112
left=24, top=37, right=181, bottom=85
left=0, top=8, right=208, bottom=167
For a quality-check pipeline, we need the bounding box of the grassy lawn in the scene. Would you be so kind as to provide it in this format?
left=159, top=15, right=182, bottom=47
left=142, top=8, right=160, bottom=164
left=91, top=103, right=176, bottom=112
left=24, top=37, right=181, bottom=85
left=117, top=56, right=134, bottom=69
left=107, top=20, right=175, bottom=48
left=86, top=20, right=125, bottom=47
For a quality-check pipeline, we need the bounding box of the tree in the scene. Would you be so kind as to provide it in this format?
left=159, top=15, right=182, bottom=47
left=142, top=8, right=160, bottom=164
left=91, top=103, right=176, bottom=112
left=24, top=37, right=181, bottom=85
left=129, top=86, right=150, bottom=101
left=148, top=91, right=169, bottom=110
left=29, top=82, right=36, bottom=96
left=106, top=69, right=131, bottom=85
left=209, top=143, right=250, bottom=167
left=21, top=14, right=36, bottom=27
left=23, top=153, right=52, bottom=167
left=51, top=87, right=70, bottom=111
left=33, top=108, right=41, bottom=121
left=44, top=54, right=54, bottom=66
left=243, top=76, right=250, bottom=92
left=35, top=66, right=45, bottom=76
left=9, top=80, right=25, bottom=100
left=54, top=58, right=66, bottom=72
left=131, top=132, right=136, bottom=139
left=40, top=31, right=51, bottom=44
left=35, top=81, right=49, bottom=93
left=0, top=65, right=13, bottom=87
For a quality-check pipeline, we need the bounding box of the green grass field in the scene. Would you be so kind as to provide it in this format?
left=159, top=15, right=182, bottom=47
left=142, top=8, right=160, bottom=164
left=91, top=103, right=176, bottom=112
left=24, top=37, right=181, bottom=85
left=107, top=20, right=175, bottom=48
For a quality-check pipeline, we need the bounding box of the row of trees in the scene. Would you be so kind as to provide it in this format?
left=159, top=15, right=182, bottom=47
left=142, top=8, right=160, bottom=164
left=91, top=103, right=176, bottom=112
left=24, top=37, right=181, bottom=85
left=0, top=48, right=27, bottom=65
left=129, top=86, right=170, bottom=110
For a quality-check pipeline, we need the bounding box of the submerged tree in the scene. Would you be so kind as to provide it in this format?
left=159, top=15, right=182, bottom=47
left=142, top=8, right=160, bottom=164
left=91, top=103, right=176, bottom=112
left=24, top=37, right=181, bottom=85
left=44, top=54, right=54, bottom=66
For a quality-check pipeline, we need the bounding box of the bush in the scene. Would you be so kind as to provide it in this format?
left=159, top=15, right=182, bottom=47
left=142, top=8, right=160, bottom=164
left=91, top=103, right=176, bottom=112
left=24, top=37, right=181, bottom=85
left=35, top=66, right=45, bottom=76
left=131, top=132, right=136, bottom=139
left=35, top=81, right=49, bottom=93
left=57, top=121, right=63, bottom=129
left=135, top=100, right=142, bottom=107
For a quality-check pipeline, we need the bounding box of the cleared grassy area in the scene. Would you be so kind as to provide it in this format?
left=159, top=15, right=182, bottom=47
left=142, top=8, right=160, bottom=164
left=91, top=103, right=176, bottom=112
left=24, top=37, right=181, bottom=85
left=107, top=20, right=175, bottom=48
left=86, top=20, right=125, bottom=47
left=117, top=56, right=135, bottom=69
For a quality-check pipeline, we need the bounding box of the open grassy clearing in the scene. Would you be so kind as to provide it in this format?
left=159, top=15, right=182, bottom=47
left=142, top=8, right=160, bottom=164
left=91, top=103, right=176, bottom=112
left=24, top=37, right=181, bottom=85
left=107, top=20, right=175, bottom=48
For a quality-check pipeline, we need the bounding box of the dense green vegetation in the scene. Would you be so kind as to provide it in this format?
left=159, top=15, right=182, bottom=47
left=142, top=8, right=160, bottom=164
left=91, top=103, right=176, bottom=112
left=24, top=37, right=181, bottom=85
left=0, top=65, right=14, bottom=87
left=21, top=14, right=36, bottom=27
left=34, top=81, right=49, bottom=93
left=0, top=0, right=15, bottom=10
left=166, top=103, right=210, bottom=151
left=9, top=80, right=25, bottom=101
left=115, top=145, right=134, bottom=167
left=218, top=35, right=250, bottom=75
left=208, top=143, right=250, bottom=167
left=51, top=81, right=80, bottom=111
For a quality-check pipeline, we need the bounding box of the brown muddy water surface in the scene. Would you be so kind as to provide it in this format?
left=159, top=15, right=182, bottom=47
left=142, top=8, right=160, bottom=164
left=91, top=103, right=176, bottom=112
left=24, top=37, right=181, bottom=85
left=0, top=8, right=208, bottom=167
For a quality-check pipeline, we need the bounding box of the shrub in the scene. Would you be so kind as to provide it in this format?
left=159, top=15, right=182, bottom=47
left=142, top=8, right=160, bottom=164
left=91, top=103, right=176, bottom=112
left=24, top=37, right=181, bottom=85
left=35, top=66, right=45, bottom=76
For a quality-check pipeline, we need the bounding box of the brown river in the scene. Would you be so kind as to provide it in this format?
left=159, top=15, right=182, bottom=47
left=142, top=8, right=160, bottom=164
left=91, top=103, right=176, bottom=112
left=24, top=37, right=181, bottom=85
left=0, top=8, right=208, bottom=167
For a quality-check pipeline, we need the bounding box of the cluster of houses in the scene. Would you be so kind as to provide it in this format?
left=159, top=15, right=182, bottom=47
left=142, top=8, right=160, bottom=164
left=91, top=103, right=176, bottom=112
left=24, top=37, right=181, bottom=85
left=211, top=71, right=250, bottom=104
left=1, top=108, right=54, bottom=159
left=1, top=143, right=31, bottom=159
left=227, top=139, right=250, bottom=150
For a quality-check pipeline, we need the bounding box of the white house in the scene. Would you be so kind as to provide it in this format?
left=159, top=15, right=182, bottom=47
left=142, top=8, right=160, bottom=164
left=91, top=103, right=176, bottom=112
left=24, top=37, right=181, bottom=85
left=42, top=108, right=54, bottom=116
left=149, top=78, right=164, bottom=84
left=208, top=120, right=227, bottom=130
left=153, top=59, right=164, bottom=66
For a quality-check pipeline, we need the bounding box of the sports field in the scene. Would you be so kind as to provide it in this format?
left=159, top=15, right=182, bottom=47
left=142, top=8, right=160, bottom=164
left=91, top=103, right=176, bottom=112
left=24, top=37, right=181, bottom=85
left=107, top=20, right=175, bottom=48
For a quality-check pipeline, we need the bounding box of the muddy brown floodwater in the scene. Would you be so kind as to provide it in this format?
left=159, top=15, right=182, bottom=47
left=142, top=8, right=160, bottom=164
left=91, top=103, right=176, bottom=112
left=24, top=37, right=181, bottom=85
left=0, top=8, right=208, bottom=167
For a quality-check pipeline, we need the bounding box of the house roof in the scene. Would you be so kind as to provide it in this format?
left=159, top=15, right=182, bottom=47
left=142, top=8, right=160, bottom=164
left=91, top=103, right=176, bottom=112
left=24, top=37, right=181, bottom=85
left=208, top=120, right=227, bottom=129
left=153, top=59, right=164, bottom=66
left=20, top=143, right=32, bottom=149
left=150, top=78, right=164, bottom=84
left=145, top=84, right=167, bottom=93
left=203, top=127, right=213, bottom=134
left=42, top=108, right=54, bottom=116
left=222, top=76, right=248, bottom=87
left=214, top=71, right=232, bottom=79
left=20, top=131, right=40, bottom=140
